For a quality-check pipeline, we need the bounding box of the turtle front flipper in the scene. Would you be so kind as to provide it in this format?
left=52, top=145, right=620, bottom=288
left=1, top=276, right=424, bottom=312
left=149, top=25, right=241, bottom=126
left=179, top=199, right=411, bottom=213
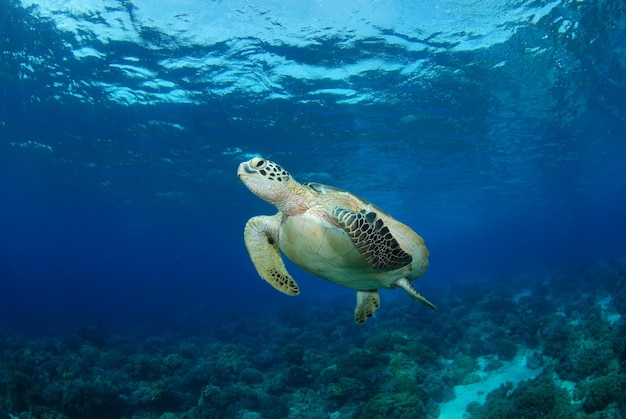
left=354, top=290, right=381, bottom=324
left=394, top=278, right=437, bottom=310
left=244, top=214, right=300, bottom=296
left=332, top=207, right=412, bottom=270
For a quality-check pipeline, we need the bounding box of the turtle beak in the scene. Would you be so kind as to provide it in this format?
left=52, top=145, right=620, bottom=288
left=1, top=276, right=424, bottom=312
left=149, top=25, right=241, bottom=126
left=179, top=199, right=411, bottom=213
left=237, top=162, right=251, bottom=180
left=238, top=161, right=260, bottom=182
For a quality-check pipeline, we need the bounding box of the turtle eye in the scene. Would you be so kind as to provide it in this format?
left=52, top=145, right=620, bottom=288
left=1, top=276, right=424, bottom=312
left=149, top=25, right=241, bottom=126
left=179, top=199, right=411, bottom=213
left=251, top=158, right=266, bottom=169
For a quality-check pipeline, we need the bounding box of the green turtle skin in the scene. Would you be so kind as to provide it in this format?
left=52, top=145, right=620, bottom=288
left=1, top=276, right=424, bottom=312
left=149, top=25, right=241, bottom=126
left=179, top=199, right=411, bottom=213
left=238, top=157, right=436, bottom=324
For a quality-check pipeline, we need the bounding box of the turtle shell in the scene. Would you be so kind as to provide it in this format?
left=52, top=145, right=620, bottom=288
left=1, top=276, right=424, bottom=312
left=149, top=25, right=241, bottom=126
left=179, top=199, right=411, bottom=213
left=278, top=182, right=428, bottom=291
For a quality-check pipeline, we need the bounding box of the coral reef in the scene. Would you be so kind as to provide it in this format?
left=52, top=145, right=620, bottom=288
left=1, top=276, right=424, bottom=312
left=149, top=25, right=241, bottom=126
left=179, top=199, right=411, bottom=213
left=0, top=260, right=625, bottom=418
left=467, top=373, right=577, bottom=418
left=581, top=372, right=626, bottom=414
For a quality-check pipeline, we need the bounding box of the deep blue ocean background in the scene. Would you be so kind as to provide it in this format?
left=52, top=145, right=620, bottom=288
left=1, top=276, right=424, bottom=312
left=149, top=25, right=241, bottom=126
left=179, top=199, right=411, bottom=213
left=1, top=0, right=626, bottom=418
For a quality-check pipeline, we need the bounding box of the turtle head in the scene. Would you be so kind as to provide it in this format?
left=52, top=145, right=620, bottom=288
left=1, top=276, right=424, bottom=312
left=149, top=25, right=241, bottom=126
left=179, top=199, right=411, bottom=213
left=238, top=157, right=305, bottom=213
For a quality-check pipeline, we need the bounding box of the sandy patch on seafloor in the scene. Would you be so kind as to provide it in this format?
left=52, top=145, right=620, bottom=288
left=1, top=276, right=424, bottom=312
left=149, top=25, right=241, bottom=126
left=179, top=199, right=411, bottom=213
left=438, top=349, right=542, bottom=418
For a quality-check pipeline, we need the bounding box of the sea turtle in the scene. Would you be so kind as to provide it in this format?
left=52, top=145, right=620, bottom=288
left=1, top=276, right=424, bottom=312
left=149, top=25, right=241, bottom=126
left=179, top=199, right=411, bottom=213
left=238, top=157, right=436, bottom=324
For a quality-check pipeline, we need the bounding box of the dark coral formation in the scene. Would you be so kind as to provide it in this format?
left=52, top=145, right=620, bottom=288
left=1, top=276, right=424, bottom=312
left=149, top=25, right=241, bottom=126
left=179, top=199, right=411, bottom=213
left=1, top=261, right=625, bottom=418
left=467, top=373, right=577, bottom=418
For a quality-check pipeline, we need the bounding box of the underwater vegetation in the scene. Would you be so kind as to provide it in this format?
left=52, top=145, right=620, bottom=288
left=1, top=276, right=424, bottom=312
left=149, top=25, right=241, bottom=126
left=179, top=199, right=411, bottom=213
left=1, top=260, right=626, bottom=418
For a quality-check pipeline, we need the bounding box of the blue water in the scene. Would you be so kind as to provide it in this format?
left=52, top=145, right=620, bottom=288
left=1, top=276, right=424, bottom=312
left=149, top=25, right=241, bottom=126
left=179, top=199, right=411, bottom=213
left=1, top=0, right=626, bottom=417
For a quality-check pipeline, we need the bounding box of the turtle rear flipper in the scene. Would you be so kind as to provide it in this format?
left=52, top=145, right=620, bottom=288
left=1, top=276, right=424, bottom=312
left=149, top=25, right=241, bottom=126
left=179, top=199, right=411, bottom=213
left=394, top=278, right=436, bottom=310
left=244, top=214, right=300, bottom=296
left=354, top=290, right=381, bottom=324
